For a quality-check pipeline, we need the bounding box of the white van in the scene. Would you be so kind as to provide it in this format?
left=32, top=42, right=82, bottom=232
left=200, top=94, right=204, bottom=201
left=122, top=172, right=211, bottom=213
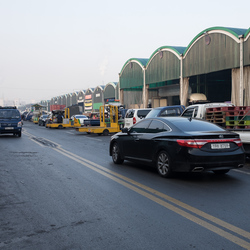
left=124, top=108, right=152, bottom=128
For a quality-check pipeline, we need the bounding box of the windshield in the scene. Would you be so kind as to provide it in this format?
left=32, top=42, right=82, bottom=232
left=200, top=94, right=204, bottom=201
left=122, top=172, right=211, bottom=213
left=0, top=110, right=20, bottom=119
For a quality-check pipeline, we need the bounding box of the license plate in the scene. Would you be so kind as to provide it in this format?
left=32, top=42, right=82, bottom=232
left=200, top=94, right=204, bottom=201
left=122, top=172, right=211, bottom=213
left=211, top=143, right=230, bottom=149
left=5, top=127, right=14, bottom=130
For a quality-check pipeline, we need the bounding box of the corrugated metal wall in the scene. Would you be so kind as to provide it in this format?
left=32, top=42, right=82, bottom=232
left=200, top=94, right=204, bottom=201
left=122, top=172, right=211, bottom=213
left=93, top=87, right=104, bottom=112
left=123, top=90, right=143, bottom=108
left=72, top=93, right=77, bottom=105
left=50, top=98, right=54, bottom=105
left=66, top=94, right=71, bottom=107
left=183, top=33, right=240, bottom=77
left=244, top=34, right=250, bottom=66
left=77, top=91, right=84, bottom=104
left=62, top=96, right=66, bottom=106
left=120, top=62, right=144, bottom=89
left=104, top=84, right=115, bottom=99
left=146, top=50, right=180, bottom=85
left=57, top=96, right=62, bottom=105
left=115, top=83, right=119, bottom=100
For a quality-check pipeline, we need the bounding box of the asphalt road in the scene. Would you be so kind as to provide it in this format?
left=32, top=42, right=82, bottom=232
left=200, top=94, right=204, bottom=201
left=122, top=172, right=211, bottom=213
left=1, top=121, right=250, bottom=250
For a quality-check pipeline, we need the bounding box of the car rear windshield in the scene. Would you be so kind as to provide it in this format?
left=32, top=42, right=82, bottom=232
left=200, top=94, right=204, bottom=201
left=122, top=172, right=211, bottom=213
left=137, top=109, right=151, bottom=118
left=173, top=119, right=225, bottom=132
left=0, top=109, right=20, bottom=119
left=125, top=110, right=134, bottom=118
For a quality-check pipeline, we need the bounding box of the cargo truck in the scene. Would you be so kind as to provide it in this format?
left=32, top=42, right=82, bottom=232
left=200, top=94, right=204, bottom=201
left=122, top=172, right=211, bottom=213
left=181, top=103, right=250, bottom=156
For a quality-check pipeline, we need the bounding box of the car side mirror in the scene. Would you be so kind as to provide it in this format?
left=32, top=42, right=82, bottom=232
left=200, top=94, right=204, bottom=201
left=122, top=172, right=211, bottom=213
left=122, top=127, right=130, bottom=134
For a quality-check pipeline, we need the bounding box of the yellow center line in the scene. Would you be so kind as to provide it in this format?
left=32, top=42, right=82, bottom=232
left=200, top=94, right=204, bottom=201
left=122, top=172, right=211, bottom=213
left=23, top=131, right=250, bottom=249
left=53, top=146, right=250, bottom=249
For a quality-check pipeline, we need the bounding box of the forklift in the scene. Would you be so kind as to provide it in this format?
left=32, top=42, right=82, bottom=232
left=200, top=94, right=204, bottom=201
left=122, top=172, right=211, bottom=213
left=46, top=108, right=80, bottom=128
left=75, top=104, right=121, bottom=135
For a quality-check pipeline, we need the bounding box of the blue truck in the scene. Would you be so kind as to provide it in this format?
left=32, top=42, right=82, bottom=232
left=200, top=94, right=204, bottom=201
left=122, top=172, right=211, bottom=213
left=0, top=106, right=22, bottom=137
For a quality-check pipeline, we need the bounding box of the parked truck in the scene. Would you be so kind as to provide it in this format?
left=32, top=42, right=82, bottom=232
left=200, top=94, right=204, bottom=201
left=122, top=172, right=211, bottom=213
left=181, top=103, right=250, bottom=156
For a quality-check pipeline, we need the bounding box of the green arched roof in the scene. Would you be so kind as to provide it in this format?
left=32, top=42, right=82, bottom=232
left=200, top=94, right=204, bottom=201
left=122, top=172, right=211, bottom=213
left=120, top=58, right=148, bottom=75
left=184, top=26, right=248, bottom=55
left=245, top=27, right=250, bottom=37
left=148, top=46, right=186, bottom=62
left=104, top=82, right=118, bottom=90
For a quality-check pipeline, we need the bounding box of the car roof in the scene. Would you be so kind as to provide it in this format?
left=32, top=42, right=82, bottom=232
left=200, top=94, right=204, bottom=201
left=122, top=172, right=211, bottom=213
left=186, top=103, right=234, bottom=108
left=153, top=105, right=184, bottom=110
left=127, top=108, right=151, bottom=111
left=150, top=116, right=187, bottom=122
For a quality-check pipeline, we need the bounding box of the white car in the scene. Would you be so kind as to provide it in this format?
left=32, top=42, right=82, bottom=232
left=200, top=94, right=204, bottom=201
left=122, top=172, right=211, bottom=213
left=124, top=108, right=151, bottom=128
left=71, top=115, right=89, bottom=125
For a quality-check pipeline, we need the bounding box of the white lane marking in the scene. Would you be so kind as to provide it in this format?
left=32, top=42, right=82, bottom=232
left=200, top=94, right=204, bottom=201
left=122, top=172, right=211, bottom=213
left=66, top=131, right=75, bottom=135
left=233, top=169, right=250, bottom=175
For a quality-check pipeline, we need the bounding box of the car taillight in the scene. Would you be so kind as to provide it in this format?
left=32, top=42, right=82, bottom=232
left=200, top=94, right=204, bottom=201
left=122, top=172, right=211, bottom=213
left=232, top=139, right=243, bottom=147
left=177, top=139, right=203, bottom=148
left=133, top=117, right=136, bottom=124
left=177, top=138, right=242, bottom=148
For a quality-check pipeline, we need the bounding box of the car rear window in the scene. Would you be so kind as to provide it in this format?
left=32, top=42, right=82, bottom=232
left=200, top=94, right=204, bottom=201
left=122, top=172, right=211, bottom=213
left=160, top=108, right=180, bottom=116
left=137, top=109, right=151, bottom=118
left=125, top=110, right=135, bottom=118
left=173, top=119, right=225, bottom=132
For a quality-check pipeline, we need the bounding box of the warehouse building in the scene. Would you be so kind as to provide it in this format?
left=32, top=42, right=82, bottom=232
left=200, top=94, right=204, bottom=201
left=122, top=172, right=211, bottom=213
left=119, top=26, right=250, bottom=108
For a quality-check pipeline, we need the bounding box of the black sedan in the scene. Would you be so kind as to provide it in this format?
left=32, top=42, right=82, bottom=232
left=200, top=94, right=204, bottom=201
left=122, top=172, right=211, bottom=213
left=109, top=117, right=245, bottom=177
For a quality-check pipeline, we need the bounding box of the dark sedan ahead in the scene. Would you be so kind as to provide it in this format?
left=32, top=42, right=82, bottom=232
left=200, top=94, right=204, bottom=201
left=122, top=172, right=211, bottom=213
left=109, top=117, right=245, bottom=177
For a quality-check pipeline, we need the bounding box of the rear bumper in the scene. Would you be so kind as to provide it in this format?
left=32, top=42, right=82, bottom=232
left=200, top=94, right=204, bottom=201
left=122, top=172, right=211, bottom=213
left=173, top=149, right=245, bottom=172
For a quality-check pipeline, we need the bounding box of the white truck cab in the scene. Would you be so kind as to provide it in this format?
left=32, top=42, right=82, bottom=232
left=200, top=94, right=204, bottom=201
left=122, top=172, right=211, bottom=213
left=181, top=103, right=250, bottom=156
left=181, top=103, right=234, bottom=119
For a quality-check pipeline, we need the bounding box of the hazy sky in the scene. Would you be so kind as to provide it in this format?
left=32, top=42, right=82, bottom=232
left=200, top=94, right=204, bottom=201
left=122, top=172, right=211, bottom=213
left=0, top=0, right=249, bottom=104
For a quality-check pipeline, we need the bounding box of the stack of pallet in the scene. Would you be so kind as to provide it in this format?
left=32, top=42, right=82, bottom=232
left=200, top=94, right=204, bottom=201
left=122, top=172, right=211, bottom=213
left=225, top=106, right=250, bottom=129
left=205, top=106, right=250, bottom=129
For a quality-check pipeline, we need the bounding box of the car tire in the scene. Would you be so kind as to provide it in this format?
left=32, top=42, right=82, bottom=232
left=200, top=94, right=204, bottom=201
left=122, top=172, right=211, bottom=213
left=112, top=142, right=124, bottom=164
left=213, top=169, right=230, bottom=175
left=103, top=129, right=109, bottom=136
left=156, top=150, right=172, bottom=178
left=58, top=125, right=63, bottom=129
left=18, top=132, right=21, bottom=137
